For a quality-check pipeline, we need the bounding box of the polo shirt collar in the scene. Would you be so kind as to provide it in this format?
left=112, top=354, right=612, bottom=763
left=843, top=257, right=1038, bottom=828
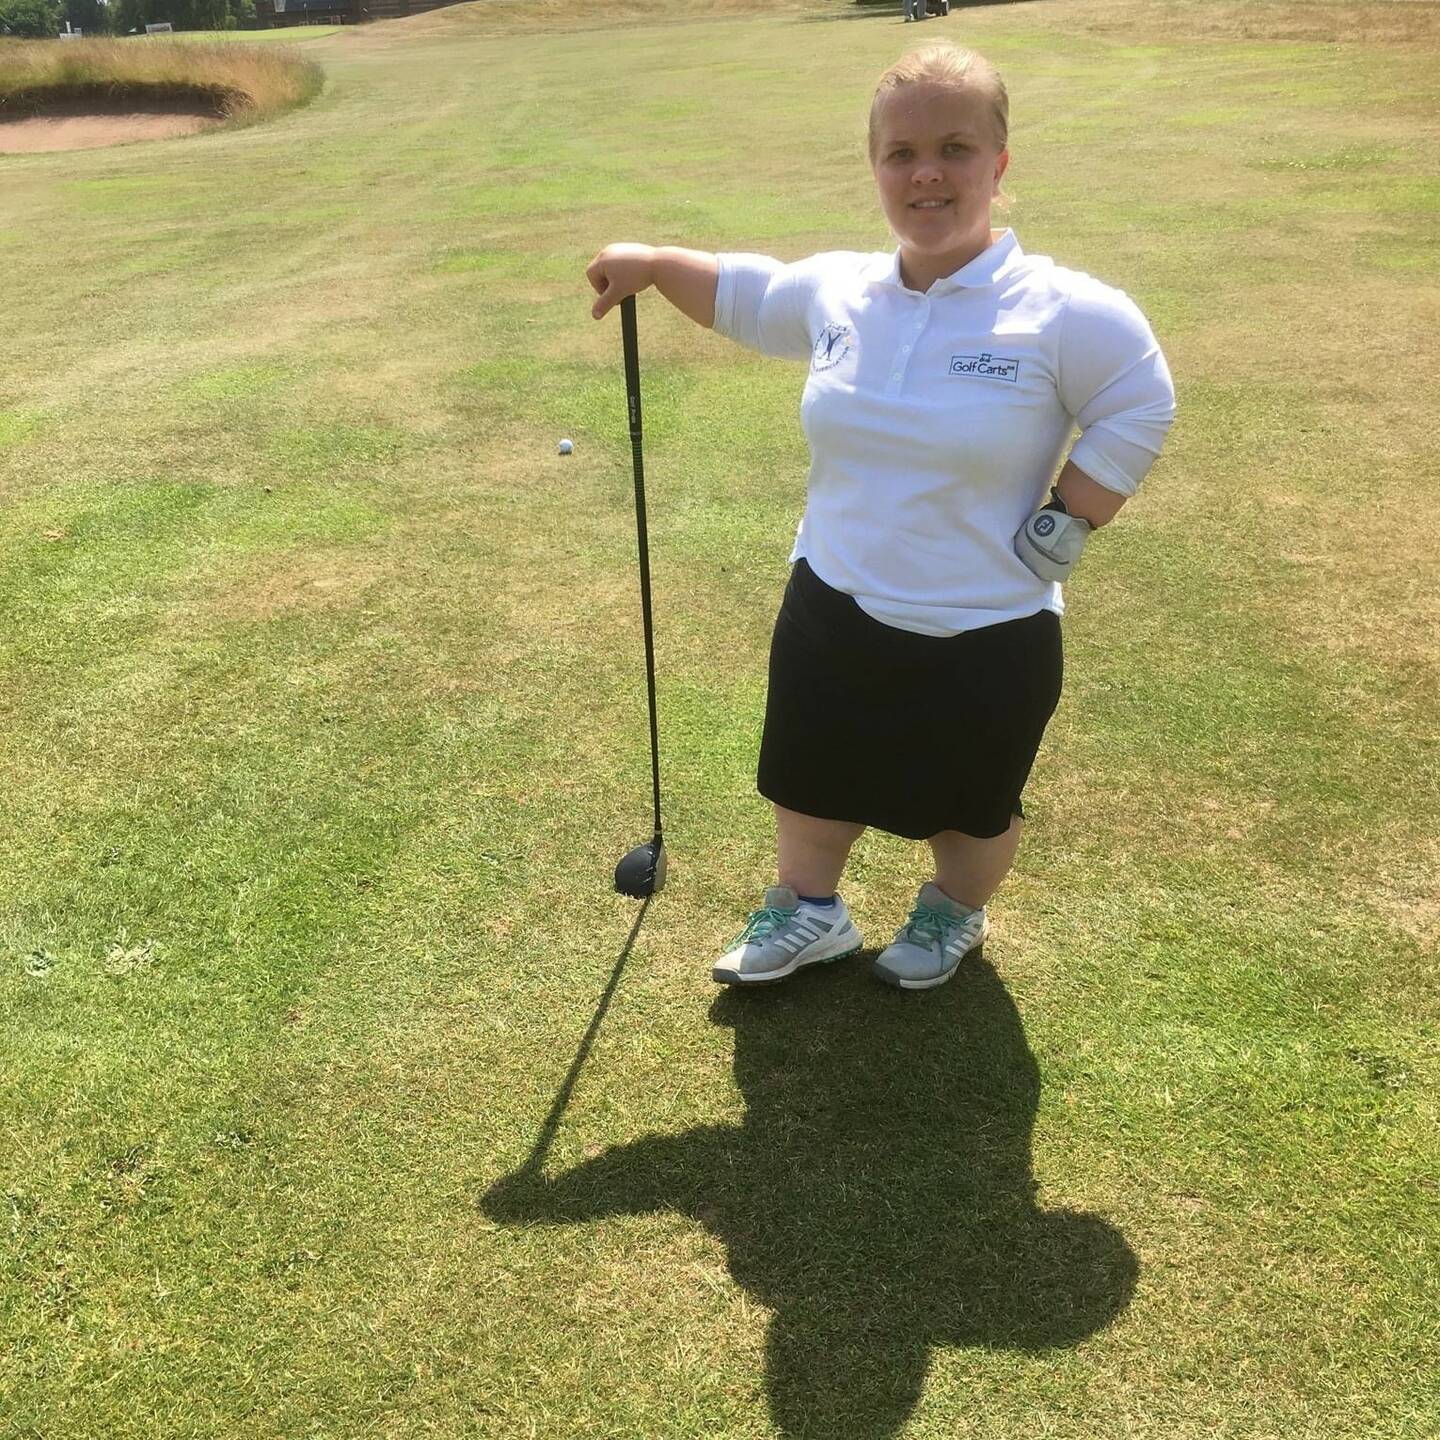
left=871, top=228, right=1024, bottom=294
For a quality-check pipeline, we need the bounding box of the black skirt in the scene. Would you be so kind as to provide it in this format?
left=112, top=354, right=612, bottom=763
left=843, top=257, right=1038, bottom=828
left=757, top=557, right=1063, bottom=840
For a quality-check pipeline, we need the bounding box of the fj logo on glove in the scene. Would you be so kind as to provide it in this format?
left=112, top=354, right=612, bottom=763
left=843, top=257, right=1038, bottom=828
left=949, top=352, right=1020, bottom=382
left=1033, top=515, right=1056, bottom=536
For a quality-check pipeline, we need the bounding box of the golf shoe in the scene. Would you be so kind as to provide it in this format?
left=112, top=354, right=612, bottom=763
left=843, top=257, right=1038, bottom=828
left=872, top=881, right=988, bottom=990
left=713, top=885, right=863, bottom=985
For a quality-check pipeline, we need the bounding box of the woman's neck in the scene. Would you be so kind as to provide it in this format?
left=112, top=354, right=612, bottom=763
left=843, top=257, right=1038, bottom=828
left=899, top=228, right=1002, bottom=293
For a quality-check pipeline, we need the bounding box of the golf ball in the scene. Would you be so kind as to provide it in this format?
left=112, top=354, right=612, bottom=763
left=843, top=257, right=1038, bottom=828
left=558, top=439, right=574, bottom=455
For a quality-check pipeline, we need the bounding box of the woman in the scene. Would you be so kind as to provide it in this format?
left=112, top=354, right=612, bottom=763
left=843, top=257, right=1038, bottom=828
left=586, top=44, right=1176, bottom=991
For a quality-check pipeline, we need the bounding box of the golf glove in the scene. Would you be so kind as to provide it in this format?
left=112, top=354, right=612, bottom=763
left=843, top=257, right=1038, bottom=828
left=1015, top=488, right=1092, bottom=583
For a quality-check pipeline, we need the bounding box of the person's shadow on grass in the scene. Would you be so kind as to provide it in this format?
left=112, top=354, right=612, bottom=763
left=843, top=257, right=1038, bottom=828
left=482, top=950, right=1137, bottom=1438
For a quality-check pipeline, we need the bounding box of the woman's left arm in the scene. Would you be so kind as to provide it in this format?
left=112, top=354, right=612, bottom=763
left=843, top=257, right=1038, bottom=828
left=1053, top=282, right=1177, bottom=523
left=1053, top=458, right=1129, bottom=529
left=1017, top=283, right=1175, bottom=583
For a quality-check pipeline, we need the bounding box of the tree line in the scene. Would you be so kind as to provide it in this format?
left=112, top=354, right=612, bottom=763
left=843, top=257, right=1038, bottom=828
left=1, top=0, right=259, bottom=38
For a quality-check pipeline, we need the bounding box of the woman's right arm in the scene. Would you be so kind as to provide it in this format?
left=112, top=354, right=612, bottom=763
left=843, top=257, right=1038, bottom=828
left=587, top=244, right=719, bottom=328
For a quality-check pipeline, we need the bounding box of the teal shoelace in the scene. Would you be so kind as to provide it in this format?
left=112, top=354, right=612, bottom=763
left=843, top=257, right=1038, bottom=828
left=730, top=906, right=795, bottom=948
left=903, top=902, right=966, bottom=947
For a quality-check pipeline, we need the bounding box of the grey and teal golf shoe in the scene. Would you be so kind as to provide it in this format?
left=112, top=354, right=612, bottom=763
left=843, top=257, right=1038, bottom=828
left=713, top=885, right=864, bottom=985
left=872, top=881, right=988, bottom=990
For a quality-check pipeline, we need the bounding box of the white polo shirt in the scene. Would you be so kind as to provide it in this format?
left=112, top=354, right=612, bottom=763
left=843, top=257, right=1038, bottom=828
left=712, top=229, right=1176, bottom=636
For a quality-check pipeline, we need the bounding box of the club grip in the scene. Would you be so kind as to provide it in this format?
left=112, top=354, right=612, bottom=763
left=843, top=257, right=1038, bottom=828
left=621, top=295, right=643, bottom=438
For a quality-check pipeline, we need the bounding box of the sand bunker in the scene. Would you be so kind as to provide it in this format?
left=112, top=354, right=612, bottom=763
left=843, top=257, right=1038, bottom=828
left=0, top=101, right=225, bottom=154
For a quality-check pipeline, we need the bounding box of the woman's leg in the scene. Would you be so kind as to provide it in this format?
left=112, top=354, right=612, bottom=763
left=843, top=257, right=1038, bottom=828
left=927, top=816, right=1023, bottom=911
left=774, top=803, right=866, bottom=896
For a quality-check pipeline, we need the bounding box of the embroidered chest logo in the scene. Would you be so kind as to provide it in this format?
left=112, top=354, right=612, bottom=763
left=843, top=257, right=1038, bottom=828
left=812, top=323, right=854, bottom=372
left=949, top=352, right=1020, bottom=383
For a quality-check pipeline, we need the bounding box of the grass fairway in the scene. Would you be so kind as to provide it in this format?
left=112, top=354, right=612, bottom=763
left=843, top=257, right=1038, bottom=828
left=2, top=1, right=1438, bottom=1435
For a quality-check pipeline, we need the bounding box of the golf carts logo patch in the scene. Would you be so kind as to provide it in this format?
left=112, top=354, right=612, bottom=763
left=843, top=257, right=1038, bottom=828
left=812, top=323, right=854, bottom=372
left=949, top=352, right=1020, bottom=383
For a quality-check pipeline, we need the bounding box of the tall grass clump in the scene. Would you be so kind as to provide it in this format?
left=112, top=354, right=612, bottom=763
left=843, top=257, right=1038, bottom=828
left=0, top=37, right=322, bottom=120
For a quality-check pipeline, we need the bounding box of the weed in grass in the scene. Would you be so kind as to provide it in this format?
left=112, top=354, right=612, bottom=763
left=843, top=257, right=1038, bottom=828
left=103, top=932, right=158, bottom=979
left=211, top=1128, right=257, bottom=1150
left=23, top=949, right=56, bottom=979
left=1343, top=1048, right=1412, bottom=1092
left=264, top=1248, right=324, bottom=1288
left=99, top=1145, right=160, bottom=1215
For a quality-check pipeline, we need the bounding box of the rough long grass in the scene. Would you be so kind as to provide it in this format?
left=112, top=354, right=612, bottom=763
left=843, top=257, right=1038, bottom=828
left=0, top=36, right=322, bottom=119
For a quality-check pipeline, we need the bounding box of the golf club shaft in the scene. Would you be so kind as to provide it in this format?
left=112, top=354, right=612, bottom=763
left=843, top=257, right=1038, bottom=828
left=620, top=295, right=663, bottom=844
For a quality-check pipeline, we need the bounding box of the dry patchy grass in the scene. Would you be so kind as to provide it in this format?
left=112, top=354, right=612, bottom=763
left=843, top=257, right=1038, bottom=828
left=198, top=553, right=390, bottom=623
left=1085, top=0, right=1440, bottom=45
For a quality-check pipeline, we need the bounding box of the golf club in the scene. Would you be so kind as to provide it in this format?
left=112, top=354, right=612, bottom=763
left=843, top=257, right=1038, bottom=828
left=613, top=294, right=668, bottom=899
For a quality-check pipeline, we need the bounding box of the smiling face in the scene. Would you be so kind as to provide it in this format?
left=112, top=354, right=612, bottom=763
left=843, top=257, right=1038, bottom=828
left=870, top=80, right=1010, bottom=292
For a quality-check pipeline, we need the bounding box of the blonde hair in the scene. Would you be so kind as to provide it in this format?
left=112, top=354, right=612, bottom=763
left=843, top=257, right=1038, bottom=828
left=867, top=43, right=1010, bottom=160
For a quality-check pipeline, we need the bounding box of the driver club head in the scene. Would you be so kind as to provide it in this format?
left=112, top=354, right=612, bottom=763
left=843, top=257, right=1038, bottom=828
left=614, top=838, right=667, bottom=899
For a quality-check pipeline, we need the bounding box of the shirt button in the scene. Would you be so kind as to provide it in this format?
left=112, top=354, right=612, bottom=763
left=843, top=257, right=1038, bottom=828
left=901, top=346, right=911, bottom=354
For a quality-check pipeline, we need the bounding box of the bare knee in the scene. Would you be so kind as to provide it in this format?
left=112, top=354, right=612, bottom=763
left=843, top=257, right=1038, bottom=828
left=774, top=804, right=866, bottom=850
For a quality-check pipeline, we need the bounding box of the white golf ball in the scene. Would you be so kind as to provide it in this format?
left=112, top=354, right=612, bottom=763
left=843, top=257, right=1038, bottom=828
left=558, top=439, right=574, bottom=455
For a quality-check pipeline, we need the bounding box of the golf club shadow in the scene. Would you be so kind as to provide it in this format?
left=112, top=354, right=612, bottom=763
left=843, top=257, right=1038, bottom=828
left=511, top=895, right=652, bottom=1181
left=482, top=945, right=1137, bottom=1437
